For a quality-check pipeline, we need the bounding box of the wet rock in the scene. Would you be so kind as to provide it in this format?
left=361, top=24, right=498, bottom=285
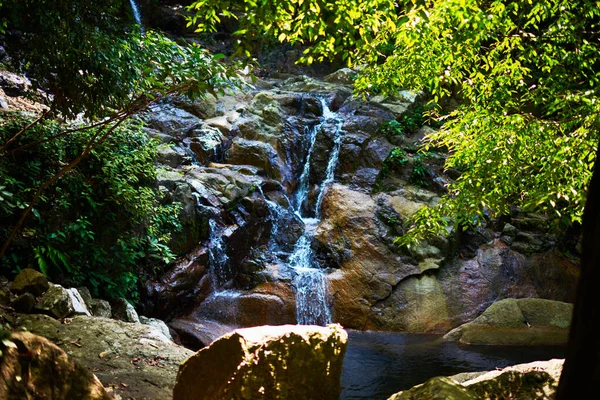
left=173, top=93, right=218, bottom=119
left=89, top=299, right=112, bottom=318
left=186, top=165, right=254, bottom=206
left=0, top=331, right=111, bottom=400
left=35, top=284, right=91, bottom=319
left=173, top=324, right=347, bottom=400
left=249, top=91, right=285, bottom=126
left=15, top=314, right=193, bottom=400
left=77, top=286, right=93, bottom=306
left=110, top=297, right=140, bottom=323
left=281, top=75, right=353, bottom=99
left=224, top=137, right=288, bottom=182
left=324, top=68, right=357, bottom=85
left=184, top=124, right=228, bottom=165
left=0, top=70, right=31, bottom=97
left=143, top=104, right=202, bottom=136
left=389, top=359, right=563, bottom=400
left=157, top=143, right=188, bottom=167
left=443, top=298, right=573, bottom=345
left=316, top=184, right=436, bottom=329
left=361, top=136, right=396, bottom=170
left=10, top=268, right=49, bottom=296
left=193, top=285, right=296, bottom=328
left=169, top=319, right=237, bottom=350
left=140, top=316, right=173, bottom=341
left=143, top=246, right=211, bottom=318
left=10, top=292, right=36, bottom=313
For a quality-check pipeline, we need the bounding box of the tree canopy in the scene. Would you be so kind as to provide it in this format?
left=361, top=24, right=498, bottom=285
left=190, top=0, right=600, bottom=243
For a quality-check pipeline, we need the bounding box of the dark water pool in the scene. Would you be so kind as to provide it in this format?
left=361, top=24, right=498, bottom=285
left=341, top=331, right=566, bottom=400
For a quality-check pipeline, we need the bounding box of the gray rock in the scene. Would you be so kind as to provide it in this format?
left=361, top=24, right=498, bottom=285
left=173, top=324, right=348, bottom=400
left=184, top=124, right=227, bottom=165
left=10, top=268, right=49, bottom=296
left=443, top=298, right=573, bottom=345
left=35, top=284, right=91, bottom=319
left=324, top=68, right=357, bottom=85
left=11, top=293, right=36, bottom=313
left=89, top=299, right=112, bottom=318
left=143, top=104, right=202, bottom=135
left=139, top=316, right=172, bottom=340
left=14, top=314, right=192, bottom=400
left=110, top=298, right=140, bottom=323
left=77, top=287, right=93, bottom=306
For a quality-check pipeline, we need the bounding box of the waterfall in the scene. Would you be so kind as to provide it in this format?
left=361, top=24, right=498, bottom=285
left=208, top=219, right=231, bottom=289
left=256, top=185, right=287, bottom=251
left=128, top=0, right=143, bottom=27
left=289, top=98, right=342, bottom=325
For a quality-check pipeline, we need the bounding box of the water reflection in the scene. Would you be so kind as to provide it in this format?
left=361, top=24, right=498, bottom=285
left=341, top=331, right=566, bottom=400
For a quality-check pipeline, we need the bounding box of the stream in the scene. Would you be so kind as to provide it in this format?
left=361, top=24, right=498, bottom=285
left=341, top=331, right=566, bottom=400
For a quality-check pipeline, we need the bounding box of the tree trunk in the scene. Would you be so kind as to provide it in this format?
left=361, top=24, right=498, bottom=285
left=557, top=141, right=600, bottom=398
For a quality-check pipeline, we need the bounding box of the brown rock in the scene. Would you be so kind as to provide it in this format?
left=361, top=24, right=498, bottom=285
left=10, top=268, right=49, bottom=296
left=0, top=331, right=111, bottom=400
left=173, top=324, right=347, bottom=400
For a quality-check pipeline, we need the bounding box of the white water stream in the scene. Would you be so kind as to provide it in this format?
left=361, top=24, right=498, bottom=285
left=288, top=98, right=343, bottom=325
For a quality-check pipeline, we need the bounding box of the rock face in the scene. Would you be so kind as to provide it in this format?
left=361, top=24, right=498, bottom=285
left=10, top=268, right=49, bottom=296
left=0, top=331, right=111, bottom=400
left=138, top=69, right=578, bottom=338
left=14, top=314, right=193, bottom=400
left=443, top=298, right=573, bottom=345
left=388, top=359, right=564, bottom=400
left=173, top=324, right=348, bottom=400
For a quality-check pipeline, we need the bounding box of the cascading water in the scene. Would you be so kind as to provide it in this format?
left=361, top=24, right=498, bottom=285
left=256, top=185, right=287, bottom=251
left=289, top=98, right=343, bottom=325
left=208, top=219, right=231, bottom=289
left=128, top=0, right=143, bottom=27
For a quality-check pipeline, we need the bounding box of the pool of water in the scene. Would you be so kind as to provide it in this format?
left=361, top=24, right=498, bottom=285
left=341, top=330, right=566, bottom=400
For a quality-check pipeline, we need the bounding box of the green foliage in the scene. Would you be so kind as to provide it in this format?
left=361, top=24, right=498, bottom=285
left=0, top=114, right=181, bottom=299
left=0, top=1, right=244, bottom=119
left=380, top=147, right=408, bottom=177
left=410, top=154, right=430, bottom=187
left=380, top=104, right=427, bottom=138
left=187, top=0, right=401, bottom=64
left=380, top=120, right=405, bottom=137
left=196, top=0, right=600, bottom=244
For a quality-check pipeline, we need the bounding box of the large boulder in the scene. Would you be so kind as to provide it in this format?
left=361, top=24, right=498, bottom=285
left=443, top=298, right=573, bottom=345
left=315, top=184, right=441, bottom=329
left=10, top=268, right=49, bottom=296
left=224, top=137, right=288, bottom=183
left=0, top=331, right=111, bottom=400
left=35, top=284, right=91, bottom=319
left=14, top=314, right=193, bottom=400
left=388, top=359, right=563, bottom=400
left=173, top=324, right=347, bottom=400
